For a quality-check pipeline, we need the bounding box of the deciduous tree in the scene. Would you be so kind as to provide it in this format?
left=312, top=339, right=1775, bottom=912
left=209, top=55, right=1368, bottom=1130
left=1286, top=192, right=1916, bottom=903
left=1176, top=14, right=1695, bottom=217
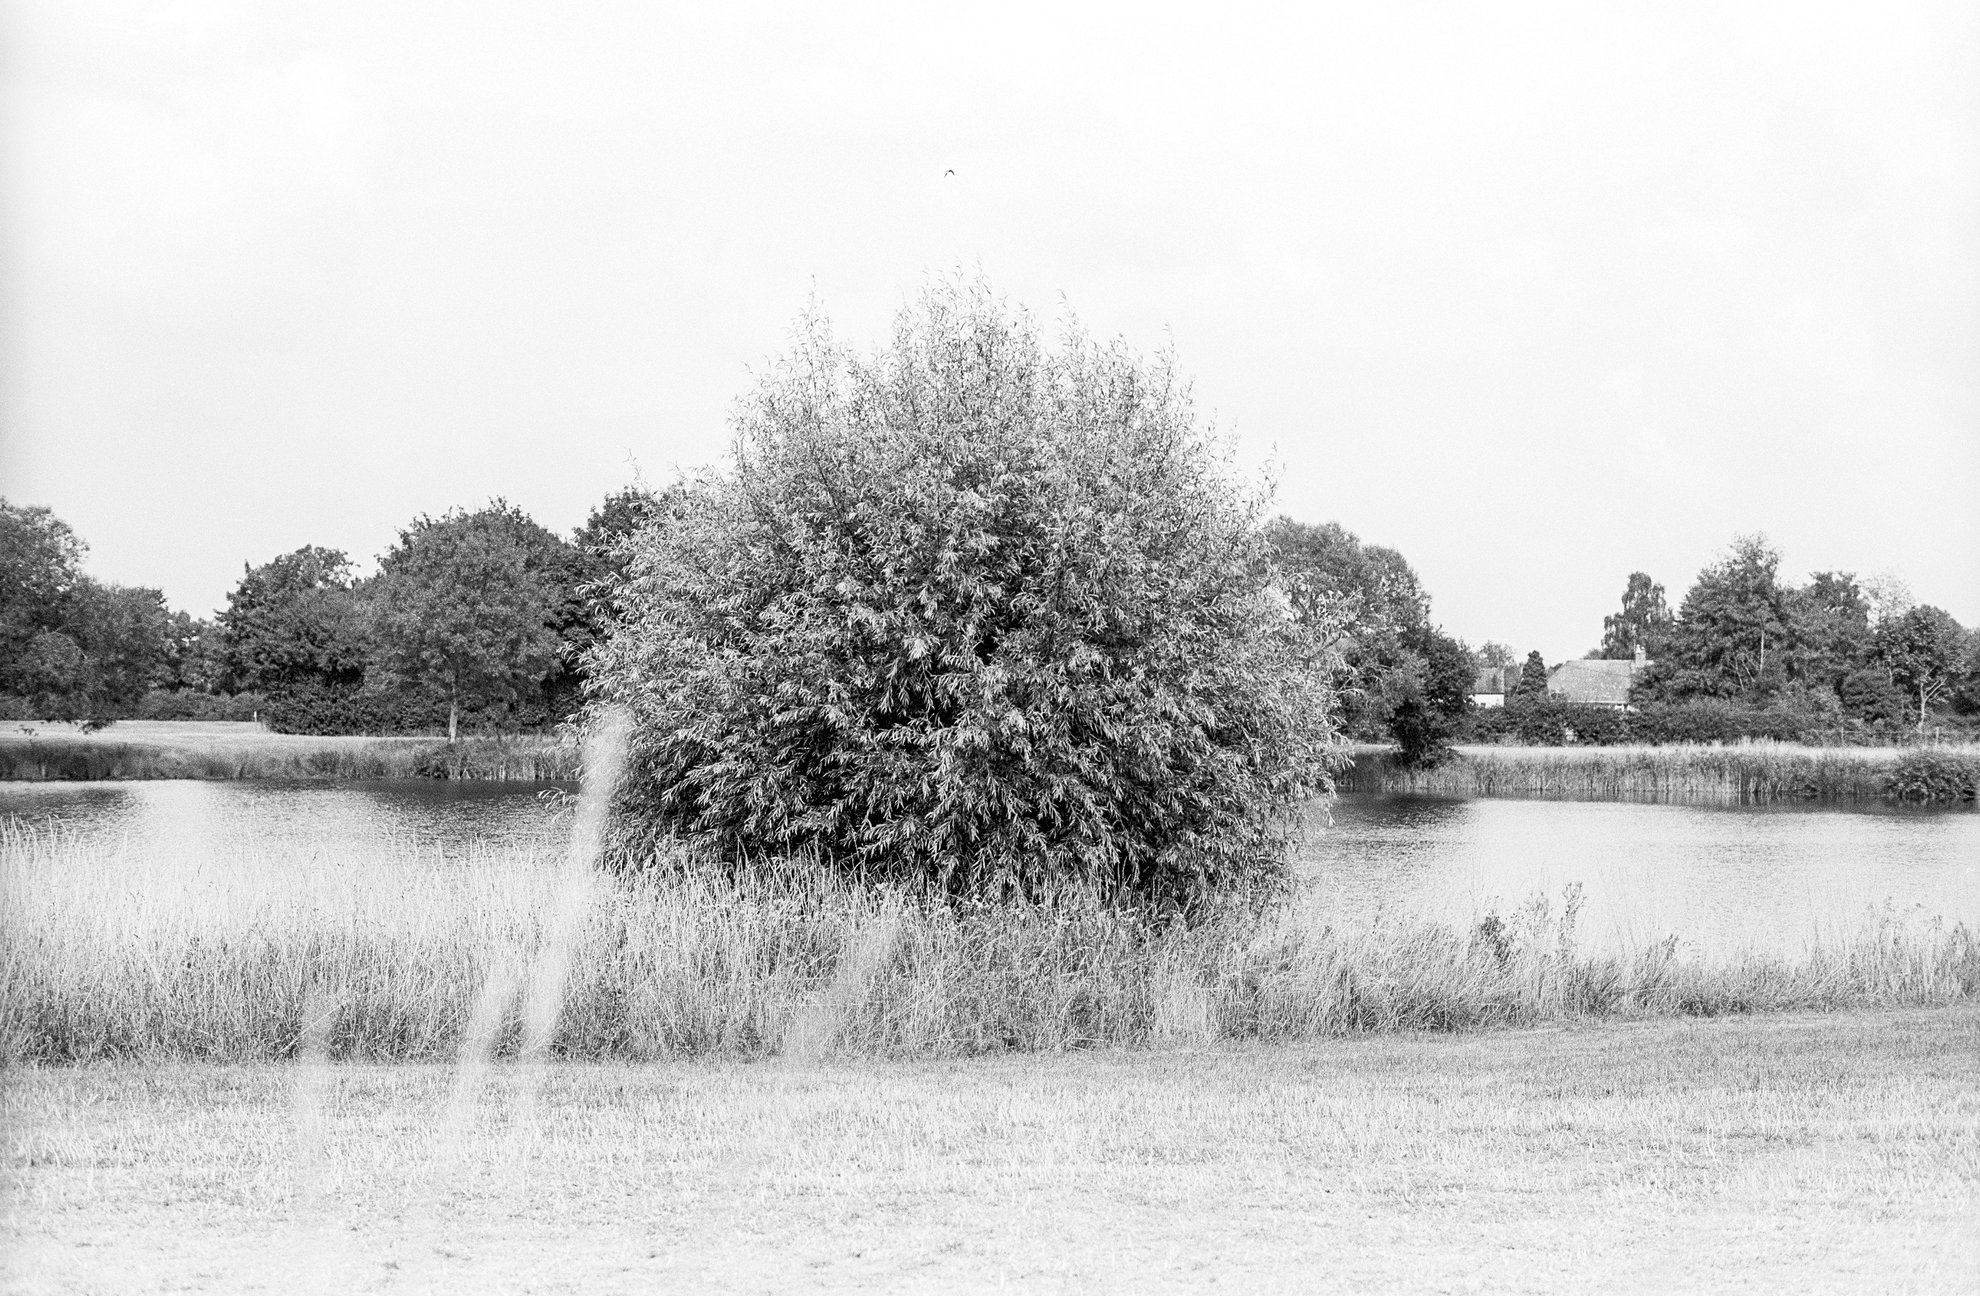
left=1598, top=572, right=1673, bottom=660
left=367, top=503, right=574, bottom=739
left=219, top=546, right=368, bottom=695
left=1636, top=535, right=1789, bottom=703
left=1265, top=517, right=1468, bottom=763
left=1875, top=605, right=1966, bottom=732
left=592, top=277, right=1340, bottom=905
left=1, top=500, right=86, bottom=688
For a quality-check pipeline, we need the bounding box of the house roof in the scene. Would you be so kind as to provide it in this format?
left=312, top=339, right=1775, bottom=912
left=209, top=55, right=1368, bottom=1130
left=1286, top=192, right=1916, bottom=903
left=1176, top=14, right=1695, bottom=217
left=1470, top=665, right=1518, bottom=696
left=1546, top=659, right=1642, bottom=705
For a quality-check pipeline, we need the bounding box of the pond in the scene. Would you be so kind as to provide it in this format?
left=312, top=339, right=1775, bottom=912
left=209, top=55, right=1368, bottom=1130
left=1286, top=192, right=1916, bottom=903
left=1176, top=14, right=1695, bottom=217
left=1302, top=794, right=1978, bottom=954
left=3, top=781, right=1974, bottom=954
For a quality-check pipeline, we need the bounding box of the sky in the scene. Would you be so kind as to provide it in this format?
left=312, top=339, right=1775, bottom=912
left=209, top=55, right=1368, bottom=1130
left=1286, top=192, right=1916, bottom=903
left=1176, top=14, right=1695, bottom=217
left=2, top=0, right=1975, bottom=663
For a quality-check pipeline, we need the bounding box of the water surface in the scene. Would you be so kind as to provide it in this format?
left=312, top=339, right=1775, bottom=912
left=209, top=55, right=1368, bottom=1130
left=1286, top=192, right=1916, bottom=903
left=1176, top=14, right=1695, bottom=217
left=0, top=779, right=569, bottom=858
left=3, top=781, right=1972, bottom=954
left=1300, top=794, right=1978, bottom=953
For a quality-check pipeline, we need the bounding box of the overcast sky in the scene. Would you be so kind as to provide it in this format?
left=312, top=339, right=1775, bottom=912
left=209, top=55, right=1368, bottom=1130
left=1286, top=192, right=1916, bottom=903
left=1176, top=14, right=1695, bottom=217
left=3, top=0, right=1975, bottom=662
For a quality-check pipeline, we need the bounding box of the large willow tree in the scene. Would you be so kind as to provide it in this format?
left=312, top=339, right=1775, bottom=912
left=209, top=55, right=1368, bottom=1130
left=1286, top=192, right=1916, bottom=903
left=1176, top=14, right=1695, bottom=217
left=591, top=278, right=1340, bottom=905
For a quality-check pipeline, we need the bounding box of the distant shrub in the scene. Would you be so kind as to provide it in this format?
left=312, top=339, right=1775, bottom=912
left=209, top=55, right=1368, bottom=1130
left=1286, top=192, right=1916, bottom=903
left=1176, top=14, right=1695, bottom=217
left=265, top=683, right=570, bottom=736
left=1462, top=698, right=1897, bottom=748
left=135, top=689, right=267, bottom=722
left=592, top=277, right=1341, bottom=907
left=1629, top=700, right=1804, bottom=744
left=1465, top=698, right=1629, bottom=746
left=1884, top=750, right=1980, bottom=804
left=262, top=682, right=420, bottom=736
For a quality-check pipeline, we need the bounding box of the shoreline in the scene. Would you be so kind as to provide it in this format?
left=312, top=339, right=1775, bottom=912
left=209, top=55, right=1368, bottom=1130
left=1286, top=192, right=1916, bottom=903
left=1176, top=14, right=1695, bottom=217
left=1339, top=740, right=1980, bottom=804
left=0, top=721, right=577, bottom=783
left=6, top=724, right=1978, bottom=805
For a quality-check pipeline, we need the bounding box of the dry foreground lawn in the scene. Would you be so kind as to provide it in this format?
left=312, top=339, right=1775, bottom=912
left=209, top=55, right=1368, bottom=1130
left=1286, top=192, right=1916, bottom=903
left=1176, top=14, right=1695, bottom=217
left=4, top=1007, right=1977, bottom=1295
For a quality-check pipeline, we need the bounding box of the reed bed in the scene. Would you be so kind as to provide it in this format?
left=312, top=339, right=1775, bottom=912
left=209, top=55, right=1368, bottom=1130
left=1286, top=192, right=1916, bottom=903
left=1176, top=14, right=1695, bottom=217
left=3, top=818, right=1973, bottom=1064
left=0, top=724, right=578, bottom=782
left=1340, top=741, right=1980, bottom=803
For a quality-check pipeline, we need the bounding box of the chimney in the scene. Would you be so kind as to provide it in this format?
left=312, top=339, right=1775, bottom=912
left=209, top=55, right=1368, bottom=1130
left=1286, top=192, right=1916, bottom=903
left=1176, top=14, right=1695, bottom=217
left=1633, top=644, right=1647, bottom=668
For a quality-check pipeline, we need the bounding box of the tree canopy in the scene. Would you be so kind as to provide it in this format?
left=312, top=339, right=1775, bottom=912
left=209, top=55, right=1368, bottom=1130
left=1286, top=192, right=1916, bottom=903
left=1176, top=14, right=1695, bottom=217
left=1626, top=536, right=1976, bottom=731
left=1636, top=535, right=1789, bottom=702
left=367, top=502, right=574, bottom=737
left=1, top=498, right=175, bottom=722
left=1875, top=605, right=1966, bottom=731
left=1263, top=517, right=1470, bottom=766
left=1598, top=572, right=1673, bottom=660
left=591, top=278, right=1340, bottom=905
left=219, top=546, right=368, bottom=695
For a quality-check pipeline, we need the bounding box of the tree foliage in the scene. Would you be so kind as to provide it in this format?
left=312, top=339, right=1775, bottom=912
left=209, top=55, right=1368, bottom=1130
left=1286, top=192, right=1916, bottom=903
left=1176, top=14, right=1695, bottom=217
left=1, top=499, right=173, bottom=722
left=1263, top=518, right=1470, bottom=765
left=1636, top=535, right=1789, bottom=702
left=1875, top=605, right=1966, bottom=732
left=66, top=582, right=172, bottom=715
left=1, top=500, right=86, bottom=664
left=591, top=279, right=1340, bottom=906
left=219, top=546, right=368, bottom=694
left=565, top=485, right=693, bottom=681
left=1598, top=572, right=1673, bottom=660
left=1514, top=651, right=1549, bottom=699
left=367, top=503, right=575, bottom=734
left=1779, top=571, right=1871, bottom=699
left=1627, top=536, right=1972, bottom=731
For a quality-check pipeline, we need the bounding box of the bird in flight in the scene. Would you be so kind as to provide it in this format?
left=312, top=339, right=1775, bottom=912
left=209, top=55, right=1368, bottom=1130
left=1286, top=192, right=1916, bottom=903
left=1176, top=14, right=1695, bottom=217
left=944, top=169, right=955, bottom=178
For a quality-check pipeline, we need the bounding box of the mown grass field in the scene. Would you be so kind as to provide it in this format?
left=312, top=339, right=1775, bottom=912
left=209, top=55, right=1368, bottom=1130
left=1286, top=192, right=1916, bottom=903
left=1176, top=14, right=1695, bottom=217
left=0, top=720, right=577, bottom=782
left=4, top=1006, right=1975, bottom=1294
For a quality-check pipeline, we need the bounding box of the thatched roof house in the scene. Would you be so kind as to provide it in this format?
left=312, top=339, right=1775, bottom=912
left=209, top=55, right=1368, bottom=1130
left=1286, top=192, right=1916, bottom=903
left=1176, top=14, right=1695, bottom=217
left=1546, top=648, right=1650, bottom=709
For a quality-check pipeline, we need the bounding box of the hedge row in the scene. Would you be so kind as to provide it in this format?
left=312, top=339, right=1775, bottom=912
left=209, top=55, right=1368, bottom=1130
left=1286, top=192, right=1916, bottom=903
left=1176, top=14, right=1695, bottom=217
left=1462, top=697, right=1980, bottom=747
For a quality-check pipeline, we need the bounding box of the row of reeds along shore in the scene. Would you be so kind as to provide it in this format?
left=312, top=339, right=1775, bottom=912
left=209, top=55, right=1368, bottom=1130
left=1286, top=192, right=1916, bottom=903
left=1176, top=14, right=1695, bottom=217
left=0, top=722, right=578, bottom=782
left=1339, top=742, right=1980, bottom=804
left=3, top=818, right=1974, bottom=1063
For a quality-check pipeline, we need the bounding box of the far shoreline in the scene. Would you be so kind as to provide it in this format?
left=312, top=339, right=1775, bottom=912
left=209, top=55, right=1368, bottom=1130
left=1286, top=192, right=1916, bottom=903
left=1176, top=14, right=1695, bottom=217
left=1339, top=740, right=1980, bottom=805
left=0, top=720, right=577, bottom=783
left=2, top=722, right=1976, bottom=805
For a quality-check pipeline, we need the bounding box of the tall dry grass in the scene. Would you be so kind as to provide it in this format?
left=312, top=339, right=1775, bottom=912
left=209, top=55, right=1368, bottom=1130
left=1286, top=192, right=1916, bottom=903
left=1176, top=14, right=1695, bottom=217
left=0, top=725, right=578, bottom=782
left=3, top=813, right=1973, bottom=1064
left=1340, top=742, right=1980, bottom=803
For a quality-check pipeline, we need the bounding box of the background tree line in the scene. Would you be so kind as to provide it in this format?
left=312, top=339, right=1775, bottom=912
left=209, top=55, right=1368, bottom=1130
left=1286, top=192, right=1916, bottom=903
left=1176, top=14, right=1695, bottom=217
left=1, top=492, right=661, bottom=735
left=1472, top=534, right=1980, bottom=745
left=2, top=501, right=215, bottom=726
left=8, top=497, right=1974, bottom=748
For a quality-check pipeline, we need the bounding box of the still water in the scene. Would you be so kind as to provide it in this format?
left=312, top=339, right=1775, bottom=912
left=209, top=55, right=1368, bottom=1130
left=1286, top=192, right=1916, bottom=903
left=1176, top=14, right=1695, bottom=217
left=3, top=781, right=1975, bottom=954
left=1302, top=794, right=1978, bottom=954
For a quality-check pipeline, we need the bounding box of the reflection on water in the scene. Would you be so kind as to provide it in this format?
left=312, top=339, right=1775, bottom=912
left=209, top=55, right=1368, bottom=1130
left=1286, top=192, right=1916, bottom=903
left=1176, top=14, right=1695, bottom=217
left=3, top=781, right=1974, bottom=955
left=1300, top=794, right=1980, bottom=953
left=0, top=779, right=570, bottom=859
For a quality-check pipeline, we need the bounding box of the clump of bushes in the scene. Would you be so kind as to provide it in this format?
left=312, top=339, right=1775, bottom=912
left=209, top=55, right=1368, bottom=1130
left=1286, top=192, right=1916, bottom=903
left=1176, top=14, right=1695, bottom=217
left=590, top=278, right=1341, bottom=908
left=1460, top=696, right=1943, bottom=748
left=135, top=689, right=266, bottom=722
left=1885, top=750, right=1980, bottom=804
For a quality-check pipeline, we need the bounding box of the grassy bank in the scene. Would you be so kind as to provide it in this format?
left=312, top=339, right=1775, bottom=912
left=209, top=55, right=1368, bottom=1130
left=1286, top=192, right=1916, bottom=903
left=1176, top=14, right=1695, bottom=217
left=1340, top=741, right=1980, bottom=803
left=5, top=1008, right=1976, bottom=1293
left=4, top=818, right=1974, bottom=1064
left=0, top=721, right=578, bottom=782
